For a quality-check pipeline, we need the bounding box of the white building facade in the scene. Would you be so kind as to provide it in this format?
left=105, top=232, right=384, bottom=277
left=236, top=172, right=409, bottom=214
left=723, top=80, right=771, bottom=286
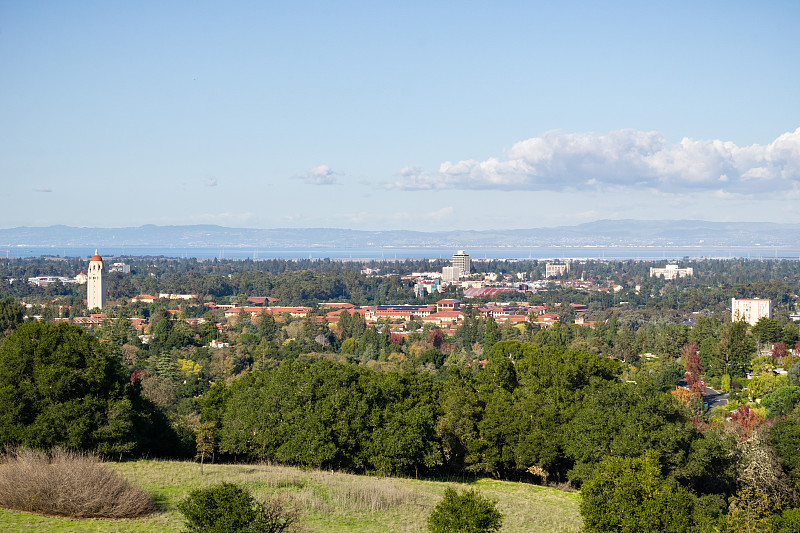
left=650, top=264, right=693, bottom=279
left=442, top=266, right=460, bottom=282
left=731, top=298, right=771, bottom=326
left=451, top=250, right=471, bottom=277
left=545, top=262, right=569, bottom=278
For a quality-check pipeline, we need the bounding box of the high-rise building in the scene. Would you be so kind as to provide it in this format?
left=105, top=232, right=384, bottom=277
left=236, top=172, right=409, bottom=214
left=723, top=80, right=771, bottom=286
left=87, top=250, right=106, bottom=310
left=452, top=250, right=470, bottom=277
left=442, top=266, right=460, bottom=282
left=731, top=298, right=771, bottom=326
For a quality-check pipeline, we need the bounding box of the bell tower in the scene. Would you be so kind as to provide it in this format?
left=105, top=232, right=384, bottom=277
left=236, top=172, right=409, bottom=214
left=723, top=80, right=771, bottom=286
left=87, top=250, right=106, bottom=311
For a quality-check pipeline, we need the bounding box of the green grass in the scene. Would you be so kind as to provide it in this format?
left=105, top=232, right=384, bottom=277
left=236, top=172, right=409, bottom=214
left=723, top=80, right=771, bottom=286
left=0, top=460, right=582, bottom=532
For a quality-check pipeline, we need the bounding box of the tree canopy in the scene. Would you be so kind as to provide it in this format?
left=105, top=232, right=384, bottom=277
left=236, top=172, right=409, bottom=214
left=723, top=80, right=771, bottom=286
left=0, top=322, right=176, bottom=455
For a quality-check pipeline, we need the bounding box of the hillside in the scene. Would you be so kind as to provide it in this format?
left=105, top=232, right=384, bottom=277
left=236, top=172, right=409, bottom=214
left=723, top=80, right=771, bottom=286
left=0, top=460, right=582, bottom=532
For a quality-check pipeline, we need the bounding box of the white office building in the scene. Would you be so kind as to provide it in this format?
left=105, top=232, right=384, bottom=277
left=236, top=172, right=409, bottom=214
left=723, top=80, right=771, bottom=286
left=452, top=250, right=470, bottom=277
left=731, top=298, right=771, bottom=326
left=650, top=264, right=693, bottom=279
left=545, top=262, right=569, bottom=278
left=442, top=266, right=460, bottom=282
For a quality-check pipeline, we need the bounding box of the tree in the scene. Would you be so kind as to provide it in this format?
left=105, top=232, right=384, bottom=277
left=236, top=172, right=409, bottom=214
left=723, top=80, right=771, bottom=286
left=430, top=328, right=446, bottom=351
left=773, top=507, right=800, bottom=533
left=762, top=386, right=800, bottom=418
left=0, top=297, right=24, bottom=337
left=579, top=452, right=696, bottom=533
left=772, top=342, right=789, bottom=361
left=752, top=317, right=782, bottom=344
left=564, top=381, right=698, bottom=485
left=726, top=487, right=774, bottom=533
left=427, top=487, right=502, bottom=533
left=196, top=422, right=216, bottom=475
left=770, top=411, right=800, bottom=491
left=0, top=322, right=172, bottom=455
left=721, top=321, right=754, bottom=378
left=683, top=342, right=705, bottom=395
left=484, top=317, right=499, bottom=351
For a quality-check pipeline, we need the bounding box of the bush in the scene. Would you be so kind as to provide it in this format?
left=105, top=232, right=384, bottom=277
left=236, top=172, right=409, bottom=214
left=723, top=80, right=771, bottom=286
left=427, top=487, right=503, bottom=533
left=178, top=482, right=300, bottom=533
left=0, top=446, right=154, bottom=518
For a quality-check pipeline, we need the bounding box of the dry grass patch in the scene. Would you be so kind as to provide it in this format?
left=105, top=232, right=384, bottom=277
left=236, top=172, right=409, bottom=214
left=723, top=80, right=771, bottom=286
left=0, top=447, right=155, bottom=519
left=287, top=473, right=425, bottom=514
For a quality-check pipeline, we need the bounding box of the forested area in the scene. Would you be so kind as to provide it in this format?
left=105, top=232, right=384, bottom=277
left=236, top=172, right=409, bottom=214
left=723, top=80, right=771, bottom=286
left=3, top=256, right=800, bottom=531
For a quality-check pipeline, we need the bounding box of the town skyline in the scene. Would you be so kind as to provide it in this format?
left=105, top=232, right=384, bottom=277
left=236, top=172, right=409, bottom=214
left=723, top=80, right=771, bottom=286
left=2, top=2, right=799, bottom=230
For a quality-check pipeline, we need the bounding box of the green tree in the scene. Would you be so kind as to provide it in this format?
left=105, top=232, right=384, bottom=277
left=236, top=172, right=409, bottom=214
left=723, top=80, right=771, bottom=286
left=721, top=321, right=754, bottom=378
left=761, top=386, right=800, bottom=418
left=751, top=317, right=783, bottom=344
left=770, top=411, right=800, bottom=491
left=0, top=297, right=24, bottom=337
left=773, top=507, right=800, bottom=533
left=0, top=322, right=171, bottom=455
left=427, top=487, right=502, bottom=533
left=196, top=422, right=216, bottom=475
left=580, top=452, right=696, bottom=533
left=564, top=381, right=698, bottom=485
left=484, top=317, right=499, bottom=351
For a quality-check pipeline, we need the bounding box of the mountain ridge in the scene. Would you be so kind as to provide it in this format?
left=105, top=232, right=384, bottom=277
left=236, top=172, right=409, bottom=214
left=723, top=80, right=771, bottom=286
left=1, top=220, right=799, bottom=248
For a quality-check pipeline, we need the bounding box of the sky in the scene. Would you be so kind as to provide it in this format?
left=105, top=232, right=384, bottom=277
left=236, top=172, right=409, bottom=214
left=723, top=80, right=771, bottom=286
left=1, top=1, right=799, bottom=231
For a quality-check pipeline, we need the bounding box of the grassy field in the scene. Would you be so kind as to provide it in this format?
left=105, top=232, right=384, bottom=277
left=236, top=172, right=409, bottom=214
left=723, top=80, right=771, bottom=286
left=0, top=460, right=582, bottom=532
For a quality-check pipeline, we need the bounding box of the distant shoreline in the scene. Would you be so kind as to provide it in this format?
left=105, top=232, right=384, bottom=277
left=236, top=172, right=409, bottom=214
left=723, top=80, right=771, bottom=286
left=4, top=245, right=800, bottom=261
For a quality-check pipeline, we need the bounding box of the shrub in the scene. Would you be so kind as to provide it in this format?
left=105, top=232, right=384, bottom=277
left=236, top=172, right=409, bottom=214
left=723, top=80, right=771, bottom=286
left=427, top=487, right=503, bottom=533
left=178, top=482, right=300, bottom=533
left=0, top=446, right=154, bottom=518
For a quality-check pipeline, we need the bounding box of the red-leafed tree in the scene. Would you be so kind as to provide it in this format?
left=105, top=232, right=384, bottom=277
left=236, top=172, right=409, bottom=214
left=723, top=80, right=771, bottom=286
left=730, top=404, right=764, bottom=441
left=682, top=342, right=705, bottom=395
left=680, top=341, right=698, bottom=365
left=772, top=342, right=789, bottom=361
left=130, top=369, right=151, bottom=384
left=430, top=328, right=446, bottom=351
left=389, top=332, right=404, bottom=345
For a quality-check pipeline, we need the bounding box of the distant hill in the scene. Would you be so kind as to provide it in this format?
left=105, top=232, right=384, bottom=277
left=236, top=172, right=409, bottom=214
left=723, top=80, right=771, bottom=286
left=1, top=220, right=799, bottom=248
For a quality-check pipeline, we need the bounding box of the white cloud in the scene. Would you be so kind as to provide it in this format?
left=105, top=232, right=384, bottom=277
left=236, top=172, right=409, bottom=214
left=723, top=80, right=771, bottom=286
left=387, top=166, right=434, bottom=189
left=34, top=186, right=52, bottom=193
left=296, top=165, right=338, bottom=185
left=205, top=178, right=218, bottom=187
left=390, top=128, right=800, bottom=196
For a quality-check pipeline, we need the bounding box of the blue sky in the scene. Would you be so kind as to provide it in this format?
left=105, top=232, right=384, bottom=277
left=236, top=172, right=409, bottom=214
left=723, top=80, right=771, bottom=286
left=2, top=1, right=799, bottom=230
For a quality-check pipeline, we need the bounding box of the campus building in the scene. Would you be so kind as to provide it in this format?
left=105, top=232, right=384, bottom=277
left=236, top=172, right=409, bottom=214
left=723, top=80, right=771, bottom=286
left=546, top=262, right=570, bottom=278
left=451, top=250, right=471, bottom=277
left=87, top=250, right=106, bottom=310
left=731, top=298, right=771, bottom=326
left=650, top=264, right=693, bottom=279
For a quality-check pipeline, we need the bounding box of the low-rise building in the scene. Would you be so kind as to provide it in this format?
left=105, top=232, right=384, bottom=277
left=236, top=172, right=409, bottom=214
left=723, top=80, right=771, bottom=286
left=110, top=262, right=131, bottom=273
left=650, top=264, right=693, bottom=279
left=545, top=262, right=569, bottom=278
